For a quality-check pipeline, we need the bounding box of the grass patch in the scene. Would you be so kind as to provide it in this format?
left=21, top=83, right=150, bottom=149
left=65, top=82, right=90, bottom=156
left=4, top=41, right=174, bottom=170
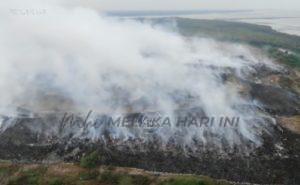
left=118, top=176, right=133, bottom=185
left=159, top=177, right=205, bottom=185
left=159, top=175, right=218, bottom=185
left=0, top=167, right=11, bottom=176
left=48, top=178, right=65, bottom=185
left=0, top=163, right=232, bottom=185
left=99, top=171, right=120, bottom=185
left=99, top=172, right=152, bottom=185
left=131, top=175, right=151, bottom=185
left=0, top=165, right=19, bottom=177
left=79, top=170, right=99, bottom=181
left=8, top=167, right=46, bottom=185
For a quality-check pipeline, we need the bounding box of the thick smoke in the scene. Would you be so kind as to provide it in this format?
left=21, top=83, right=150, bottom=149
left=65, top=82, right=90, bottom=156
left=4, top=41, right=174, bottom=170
left=0, top=1, right=278, bottom=150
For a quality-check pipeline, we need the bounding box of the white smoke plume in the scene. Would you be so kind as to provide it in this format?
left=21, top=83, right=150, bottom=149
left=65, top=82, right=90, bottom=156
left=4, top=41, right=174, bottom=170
left=0, top=0, right=278, bottom=150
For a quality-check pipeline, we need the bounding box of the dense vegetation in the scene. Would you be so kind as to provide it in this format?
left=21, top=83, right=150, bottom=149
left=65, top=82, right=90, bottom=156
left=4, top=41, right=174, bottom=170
left=141, top=18, right=300, bottom=69
left=177, top=18, right=300, bottom=69
left=174, top=18, right=300, bottom=52
left=268, top=48, right=300, bottom=68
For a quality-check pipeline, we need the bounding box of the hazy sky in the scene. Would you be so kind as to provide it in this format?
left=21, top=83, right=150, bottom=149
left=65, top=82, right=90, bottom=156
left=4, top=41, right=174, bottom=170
left=68, top=0, right=300, bottom=11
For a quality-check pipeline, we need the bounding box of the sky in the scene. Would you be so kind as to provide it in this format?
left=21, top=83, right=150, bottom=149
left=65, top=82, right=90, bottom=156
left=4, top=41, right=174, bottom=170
left=64, top=0, right=300, bottom=11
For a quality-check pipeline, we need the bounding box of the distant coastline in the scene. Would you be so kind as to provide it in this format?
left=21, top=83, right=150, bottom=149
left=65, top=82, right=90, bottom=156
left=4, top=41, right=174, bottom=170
left=104, top=9, right=252, bottom=17
left=104, top=10, right=300, bottom=36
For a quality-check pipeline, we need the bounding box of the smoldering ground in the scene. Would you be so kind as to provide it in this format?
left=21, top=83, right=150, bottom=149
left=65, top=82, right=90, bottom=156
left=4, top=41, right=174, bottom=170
left=0, top=0, right=279, bottom=149
left=59, top=110, right=240, bottom=129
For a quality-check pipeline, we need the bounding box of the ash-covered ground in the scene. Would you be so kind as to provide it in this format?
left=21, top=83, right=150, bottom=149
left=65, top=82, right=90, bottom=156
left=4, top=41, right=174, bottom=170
left=1, top=58, right=300, bottom=184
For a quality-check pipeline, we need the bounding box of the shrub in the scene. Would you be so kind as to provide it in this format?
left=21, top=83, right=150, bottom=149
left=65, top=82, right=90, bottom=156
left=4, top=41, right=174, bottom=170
left=80, top=151, right=101, bottom=168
